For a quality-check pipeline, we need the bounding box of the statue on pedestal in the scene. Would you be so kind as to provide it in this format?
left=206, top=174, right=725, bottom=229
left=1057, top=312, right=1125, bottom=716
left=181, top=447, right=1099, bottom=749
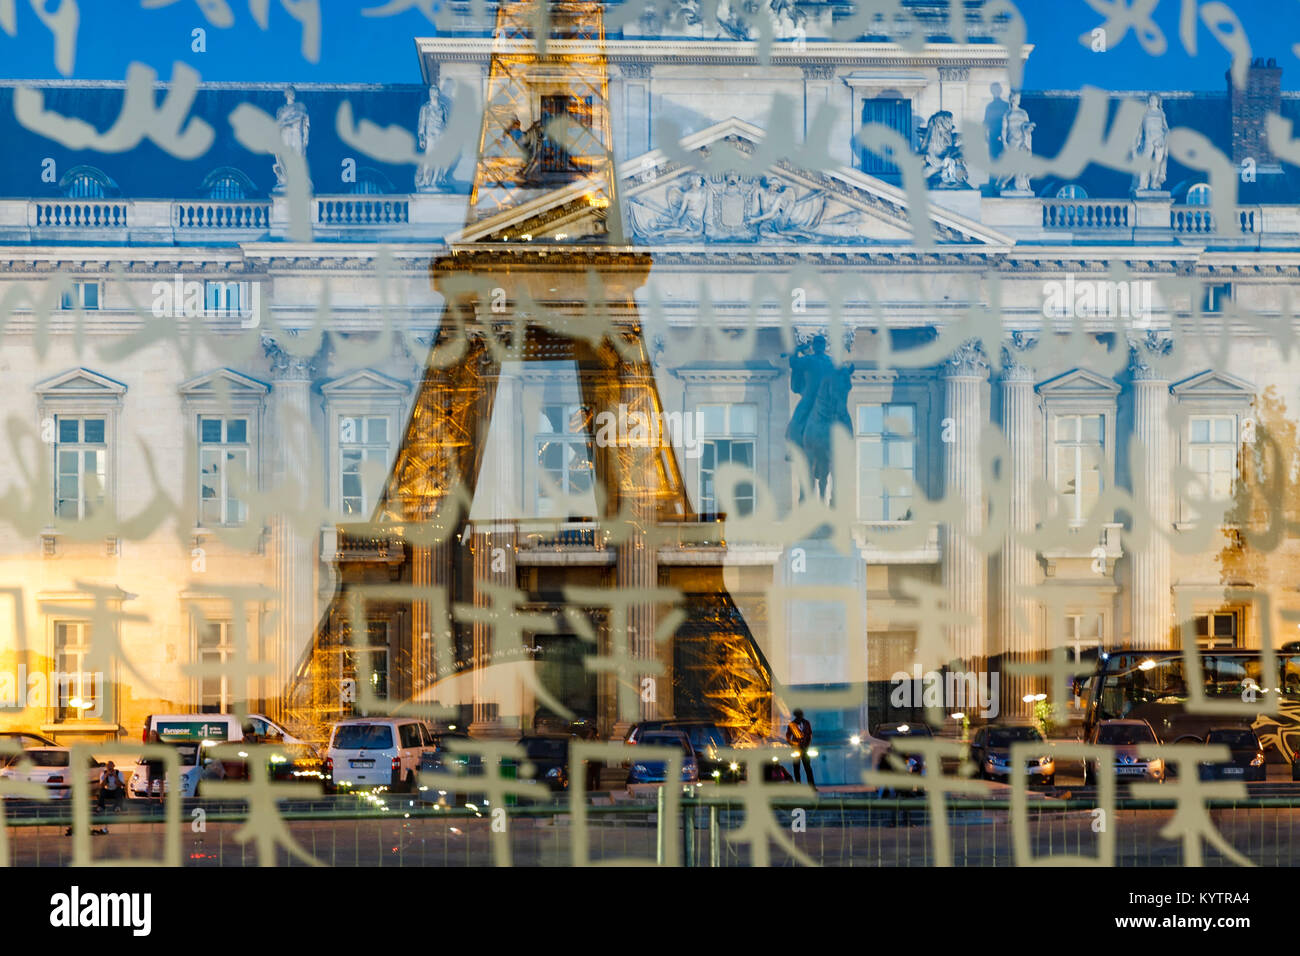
left=786, top=333, right=854, bottom=505
left=1131, top=94, right=1169, bottom=193
left=997, top=92, right=1036, bottom=194
left=272, top=88, right=310, bottom=191
left=920, top=110, right=970, bottom=189
left=416, top=81, right=454, bottom=192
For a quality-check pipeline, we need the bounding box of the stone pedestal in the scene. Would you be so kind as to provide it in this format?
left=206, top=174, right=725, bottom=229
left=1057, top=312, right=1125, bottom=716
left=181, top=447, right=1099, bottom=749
left=773, top=538, right=868, bottom=734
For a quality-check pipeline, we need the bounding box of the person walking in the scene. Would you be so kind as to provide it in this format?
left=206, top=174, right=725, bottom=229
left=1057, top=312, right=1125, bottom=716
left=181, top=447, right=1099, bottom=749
left=785, top=709, right=815, bottom=788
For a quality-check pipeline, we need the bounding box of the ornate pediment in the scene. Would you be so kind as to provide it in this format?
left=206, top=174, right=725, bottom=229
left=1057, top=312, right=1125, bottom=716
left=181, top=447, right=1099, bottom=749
left=449, top=117, right=1009, bottom=249
left=1169, top=369, right=1256, bottom=402
left=178, top=368, right=270, bottom=398
left=1036, top=367, right=1122, bottom=399
left=34, top=367, right=127, bottom=398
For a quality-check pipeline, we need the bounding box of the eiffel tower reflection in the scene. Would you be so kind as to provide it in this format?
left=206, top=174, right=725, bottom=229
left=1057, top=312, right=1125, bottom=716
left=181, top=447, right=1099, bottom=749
left=290, top=0, right=772, bottom=742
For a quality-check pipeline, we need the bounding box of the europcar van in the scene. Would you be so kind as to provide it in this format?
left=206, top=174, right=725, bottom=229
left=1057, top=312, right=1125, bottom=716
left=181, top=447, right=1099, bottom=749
left=127, top=713, right=306, bottom=799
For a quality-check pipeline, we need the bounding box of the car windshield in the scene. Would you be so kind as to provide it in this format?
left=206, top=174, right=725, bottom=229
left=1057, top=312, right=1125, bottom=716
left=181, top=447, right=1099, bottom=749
left=26, top=751, right=69, bottom=767
left=641, top=735, right=691, bottom=754
left=1098, top=724, right=1156, bottom=745
left=988, top=727, right=1044, bottom=747
left=333, top=725, right=394, bottom=750
left=1206, top=729, right=1258, bottom=748
left=682, top=726, right=728, bottom=749
left=522, top=739, right=567, bottom=760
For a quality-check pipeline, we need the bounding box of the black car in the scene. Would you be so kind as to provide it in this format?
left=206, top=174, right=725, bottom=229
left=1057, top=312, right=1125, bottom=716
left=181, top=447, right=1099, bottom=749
left=872, top=722, right=935, bottom=775
left=519, top=733, right=572, bottom=793
left=969, top=724, right=1056, bottom=786
left=1199, top=727, right=1266, bottom=782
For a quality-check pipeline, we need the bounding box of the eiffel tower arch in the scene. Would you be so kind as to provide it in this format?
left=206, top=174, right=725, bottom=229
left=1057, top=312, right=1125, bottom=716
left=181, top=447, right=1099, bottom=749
left=288, top=0, right=772, bottom=742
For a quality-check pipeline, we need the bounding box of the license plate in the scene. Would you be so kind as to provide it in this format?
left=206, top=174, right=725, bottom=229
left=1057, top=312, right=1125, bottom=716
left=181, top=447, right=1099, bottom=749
left=1117, top=767, right=1145, bottom=775
left=350, top=760, right=374, bottom=769
left=1223, top=767, right=1243, bottom=775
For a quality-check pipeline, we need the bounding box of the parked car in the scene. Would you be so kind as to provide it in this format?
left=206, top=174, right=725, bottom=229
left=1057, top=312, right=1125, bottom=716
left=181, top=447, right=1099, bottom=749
left=127, top=741, right=225, bottom=800
left=0, top=747, right=101, bottom=800
left=872, top=722, right=935, bottom=775
left=0, top=732, right=60, bottom=766
left=970, top=724, right=1056, bottom=786
left=626, top=720, right=733, bottom=781
left=1084, top=718, right=1164, bottom=785
left=324, top=718, right=435, bottom=793
left=626, top=730, right=699, bottom=785
left=1198, top=727, right=1266, bottom=781
left=519, top=733, right=572, bottom=793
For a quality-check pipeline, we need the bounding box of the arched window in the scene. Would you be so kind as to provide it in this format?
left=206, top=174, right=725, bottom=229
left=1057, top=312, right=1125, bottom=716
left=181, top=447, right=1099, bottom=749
left=351, top=167, right=394, bottom=195
left=1186, top=183, right=1212, bottom=206
left=1055, top=184, right=1088, bottom=200
left=201, top=167, right=255, bottom=200
left=60, top=166, right=115, bottom=199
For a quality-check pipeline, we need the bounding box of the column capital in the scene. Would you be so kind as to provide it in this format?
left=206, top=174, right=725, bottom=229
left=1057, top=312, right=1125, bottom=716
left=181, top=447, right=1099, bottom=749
left=1000, top=333, right=1037, bottom=383
left=941, top=339, right=990, bottom=380
left=1127, top=330, right=1174, bottom=382
left=262, top=333, right=320, bottom=382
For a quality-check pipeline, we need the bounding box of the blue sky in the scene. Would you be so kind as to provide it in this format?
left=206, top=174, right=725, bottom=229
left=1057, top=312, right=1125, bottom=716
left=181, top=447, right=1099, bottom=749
left=0, top=0, right=1293, bottom=91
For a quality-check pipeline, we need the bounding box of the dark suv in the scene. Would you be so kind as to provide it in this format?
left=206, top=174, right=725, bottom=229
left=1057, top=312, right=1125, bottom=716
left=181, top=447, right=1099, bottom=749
left=625, top=720, right=736, bottom=782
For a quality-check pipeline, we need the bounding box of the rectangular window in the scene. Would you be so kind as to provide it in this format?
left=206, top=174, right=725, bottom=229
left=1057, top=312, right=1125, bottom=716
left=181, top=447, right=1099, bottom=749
left=53, top=621, right=98, bottom=722
left=198, top=416, right=250, bottom=527
left=203, top=280, right=247, bottom=316
left=1065, top=612, right=1103, bottom=664
left=54, top=416, right=106, bottom=520
left=1201, top=282, right=1232, bottom=314
left=857, top=403, right=916, bottom=521
left=197, top=619, right=233, bottom=713
left=339, top=416, right=389, bottom=516
left=534, top=404, right=593, bottom=517
left=1195, top=611, right=1239, bottom=649
left=60, top=281, right=99, bottom=311
left=1053, top=414, right=1104, bottom=522
left=1187, top=415, right=1237, bottom=502
left=698, top=403, right=757, bottom=518
left=859, top=98, right=912, bottom=176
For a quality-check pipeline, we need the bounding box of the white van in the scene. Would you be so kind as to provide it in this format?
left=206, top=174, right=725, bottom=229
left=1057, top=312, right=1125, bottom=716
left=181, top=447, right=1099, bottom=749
left=127, top=713, right=304, bottom=799
left=325, top=718, right=435, bottom=793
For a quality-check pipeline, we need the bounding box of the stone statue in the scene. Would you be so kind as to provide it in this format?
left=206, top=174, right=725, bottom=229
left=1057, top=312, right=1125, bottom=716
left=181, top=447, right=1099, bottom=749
left=920, top=110, right=969, bottom=189
left=272, top=87, right=310, bottom=190
left=507, top=115, right=547, bottom=184
left=997, top=92, right=1035, bottom=194
left=786, top=333, right=854, bottom=505
left=1131, top=93, right=1169, bottom=193
left=415, top=81, right=454, bottom=192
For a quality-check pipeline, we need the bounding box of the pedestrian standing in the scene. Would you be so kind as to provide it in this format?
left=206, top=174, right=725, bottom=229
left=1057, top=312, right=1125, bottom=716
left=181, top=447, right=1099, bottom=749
left=785, top=709, right=816, bottom=788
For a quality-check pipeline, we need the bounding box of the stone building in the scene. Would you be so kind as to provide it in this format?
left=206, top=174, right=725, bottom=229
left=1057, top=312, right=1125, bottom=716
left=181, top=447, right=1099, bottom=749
left=0, top=2, right=1297, bottom=751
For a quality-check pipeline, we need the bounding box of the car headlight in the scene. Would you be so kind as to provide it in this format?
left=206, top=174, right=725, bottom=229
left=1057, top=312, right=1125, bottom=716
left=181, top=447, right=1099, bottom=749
left=1039, top=756, right=1053, bottom=767
left=1148, top=759, right=1164, bottom=773
left=545, top=766, right=561, bottom=778
left=1251, top=753, right=1265, bottom=767
left=906, top=756, right=922, bottom=771
left=990, top=753, right=1007, bottom=766
left=632, top=764, right=648, bottom=775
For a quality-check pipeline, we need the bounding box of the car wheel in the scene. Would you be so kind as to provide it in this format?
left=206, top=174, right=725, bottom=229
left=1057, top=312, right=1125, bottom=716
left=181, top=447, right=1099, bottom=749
left=404, top=772, right=419, bottom=794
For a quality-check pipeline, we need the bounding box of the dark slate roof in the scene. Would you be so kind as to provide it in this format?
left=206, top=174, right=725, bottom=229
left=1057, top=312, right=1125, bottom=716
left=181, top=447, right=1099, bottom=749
left=0, top=82, right=459, bottom=200
left=1017, top=90, right=1300, bottom=203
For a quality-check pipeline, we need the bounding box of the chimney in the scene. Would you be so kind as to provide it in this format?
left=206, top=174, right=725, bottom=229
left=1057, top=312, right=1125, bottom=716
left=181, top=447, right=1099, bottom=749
left=1230, top=57, right=1282, bottom=172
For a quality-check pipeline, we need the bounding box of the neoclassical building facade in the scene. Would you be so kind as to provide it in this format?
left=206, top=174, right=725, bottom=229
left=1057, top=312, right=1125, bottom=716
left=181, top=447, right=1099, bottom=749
left=0, top=2, right=1297, bottom=747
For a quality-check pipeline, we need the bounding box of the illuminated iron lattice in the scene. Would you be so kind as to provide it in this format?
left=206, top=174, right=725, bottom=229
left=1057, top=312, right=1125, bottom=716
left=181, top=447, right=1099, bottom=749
left=291, top=0, right=771, bottom=741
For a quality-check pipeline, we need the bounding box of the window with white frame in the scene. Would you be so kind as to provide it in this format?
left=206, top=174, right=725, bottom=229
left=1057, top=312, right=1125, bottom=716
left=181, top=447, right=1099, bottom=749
left=1187, top=415, right=1238, bottom=503
left=1065, top=612, right=1103, bottom=664
left=534, top=403, right=594, bottom=516
left=856, top=403, right=916, bottom=521
left=339, top=415, right=389, bottom=517
left=59, top=281, right=99, bottom=311
left=698, top=403, right=757, bottom=517
left=203, top=280, right=249, bottom=316
left=196, top=619, right=234, bottom=713
left=53, top=621, right=98, bottom=722
left=1053, top=413, right=1104, bottom=522
left=55, top=416, right=107, bottom=520
left=198, top=416, right=250, bottom=526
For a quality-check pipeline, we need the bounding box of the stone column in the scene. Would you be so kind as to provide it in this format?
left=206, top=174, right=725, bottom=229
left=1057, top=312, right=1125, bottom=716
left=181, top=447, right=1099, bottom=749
left=1129, top=334, right=1174, bottom=649
left=999, top=340, right=1039, bottom=713
left=263, top=336, right=318, bottom=720
left=470, top=370, right=519, bottom=737
left=941, top=341, right=989, bottom=667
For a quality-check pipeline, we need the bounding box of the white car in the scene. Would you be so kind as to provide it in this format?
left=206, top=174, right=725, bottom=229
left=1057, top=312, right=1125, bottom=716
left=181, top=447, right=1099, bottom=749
left=325, top=718, right=435, bottom=793
left=0, top=747, right=100, bottom=800
left=126, top=741, right=225, bottom=800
